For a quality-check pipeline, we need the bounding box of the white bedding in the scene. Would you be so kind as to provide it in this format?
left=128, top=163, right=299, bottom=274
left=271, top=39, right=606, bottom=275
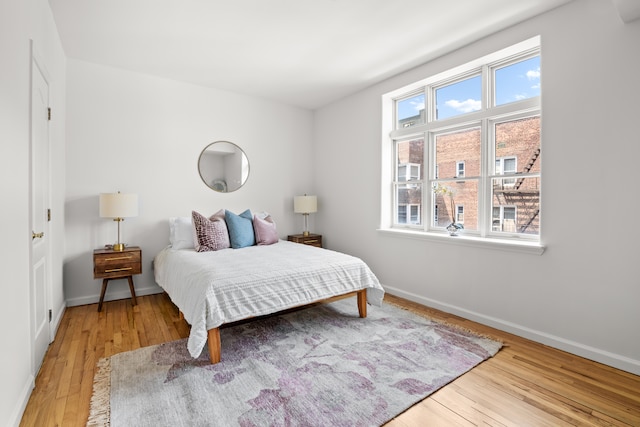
left=154, top=240, right=385, bottom=358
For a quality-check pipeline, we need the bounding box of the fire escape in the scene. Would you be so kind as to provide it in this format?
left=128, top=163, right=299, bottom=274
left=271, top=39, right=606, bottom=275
left=494, top=148, right=541, bottom=234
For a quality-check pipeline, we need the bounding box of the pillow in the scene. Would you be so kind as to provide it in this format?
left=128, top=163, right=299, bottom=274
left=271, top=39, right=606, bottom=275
left=225, top=209, right=255, bottom=249
left=192, top=210, right=230, bottom=252
left=169, top=217, right=195, bottom=250
left=253, top=214, right=278, bottom=245
left=203, top=209, right=229, bottom=250
left=255, top=211, right=270, bottom=220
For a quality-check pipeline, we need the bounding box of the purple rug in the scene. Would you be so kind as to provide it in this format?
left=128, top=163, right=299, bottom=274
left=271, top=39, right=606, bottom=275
left=88, top=297, right=502, bottom=426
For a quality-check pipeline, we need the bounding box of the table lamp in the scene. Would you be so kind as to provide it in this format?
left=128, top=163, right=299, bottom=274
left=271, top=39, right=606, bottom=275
left=294, top=194, right=317, bottom=236
left=99, top=192, right=138, bottom=251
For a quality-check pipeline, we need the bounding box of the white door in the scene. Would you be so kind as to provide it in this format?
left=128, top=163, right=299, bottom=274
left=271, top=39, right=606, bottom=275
left=30, top=54, right=51, bottom=374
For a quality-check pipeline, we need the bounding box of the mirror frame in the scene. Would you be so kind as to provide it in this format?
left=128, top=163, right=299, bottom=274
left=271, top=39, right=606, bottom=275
left=197, top=141, right=250, bottom=193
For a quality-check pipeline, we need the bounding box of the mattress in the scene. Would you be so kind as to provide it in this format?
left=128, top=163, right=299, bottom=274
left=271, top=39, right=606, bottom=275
left=154, top=240, right=385, bottom=358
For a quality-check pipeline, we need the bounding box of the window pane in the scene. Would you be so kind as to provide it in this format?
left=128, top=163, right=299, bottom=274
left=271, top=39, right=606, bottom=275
left=432, top=180, right=477, bottom=230
left=410, top=205, right=420, bottom=223
left=492, top=177, right=540, bottom=235
left=435, top=75, right=481, bottom=120
left=435, top=128, right=480, bottom=179
left=396, top=184, right=422, bottom=225
left=397, top=93, right=425, bottom=128
left=397, top=205, right=407, bottom=224
left=504, top=158, right=516, bottom=172
left=495, top=116, right=541, bottom=175
left=504, top=207, right=516, bottom=220
left=398, top=164, right=407, bottom=182
left=495, top=56, right=540, bottom=106
left=397, top=138, right=424, bottom=181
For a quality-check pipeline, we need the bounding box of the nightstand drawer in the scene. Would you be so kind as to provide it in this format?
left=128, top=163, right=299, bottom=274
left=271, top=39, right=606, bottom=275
left=287, top=234, right=323, bottom=248
left=94, top=248, right=141, bottom=279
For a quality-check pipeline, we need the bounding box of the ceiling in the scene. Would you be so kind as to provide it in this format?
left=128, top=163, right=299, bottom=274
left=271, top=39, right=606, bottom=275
left=49, top=0, right=573, bottom=110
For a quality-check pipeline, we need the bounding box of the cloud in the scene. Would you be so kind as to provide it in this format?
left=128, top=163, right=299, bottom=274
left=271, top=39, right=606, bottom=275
left=526, top=68, right=540, bottom=80
left=444, top=98, right=481, bottom=113
left=411, top=100, right=425, bottom=112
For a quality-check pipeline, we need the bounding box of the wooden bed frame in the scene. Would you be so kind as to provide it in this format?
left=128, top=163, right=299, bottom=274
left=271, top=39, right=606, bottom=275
left=202, top=289, right=368, bottom=364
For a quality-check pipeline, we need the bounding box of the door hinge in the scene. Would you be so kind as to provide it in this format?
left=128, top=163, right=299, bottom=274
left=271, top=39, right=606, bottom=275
left=47, top=208, right=51, bottom=222
left=48, top=107, right=51, bottom=121
left=49, top=309, right=52, bottom=322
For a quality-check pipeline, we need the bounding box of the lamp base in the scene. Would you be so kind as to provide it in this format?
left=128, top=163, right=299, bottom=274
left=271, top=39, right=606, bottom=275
left=303, top=231, right=310, bottom=236
left=112, top=243, right=125, bottom=251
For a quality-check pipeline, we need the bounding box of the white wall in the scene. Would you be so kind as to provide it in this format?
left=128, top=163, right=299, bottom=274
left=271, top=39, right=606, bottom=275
left=314, top=0, right=640, bottom=375
left=64, top=60, right=315, bottom=305
left=0, top=0, right=66, bottom=425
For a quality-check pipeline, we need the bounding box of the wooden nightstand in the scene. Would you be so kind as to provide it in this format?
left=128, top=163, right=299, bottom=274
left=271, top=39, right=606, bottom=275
left=287, top=233, right=323, bottom=248
left=93, top=246, right=142, bottom=311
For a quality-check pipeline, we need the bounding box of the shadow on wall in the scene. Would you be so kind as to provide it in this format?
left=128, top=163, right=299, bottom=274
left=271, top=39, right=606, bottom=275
left=65, top=195, right=115, bottom=250
left=64, top=196, right=173, bottom=306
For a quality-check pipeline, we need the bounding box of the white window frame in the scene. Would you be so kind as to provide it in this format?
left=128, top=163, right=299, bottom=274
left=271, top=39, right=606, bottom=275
left=456, top=161, right=465, bottom=178
left=380, top=37, right=544, bottom=254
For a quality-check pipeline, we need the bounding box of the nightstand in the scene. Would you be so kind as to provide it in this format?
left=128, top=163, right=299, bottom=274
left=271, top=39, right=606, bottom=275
left=287, top=233, right=322, bottom=248
left=93, top=246, right=142, bottom=311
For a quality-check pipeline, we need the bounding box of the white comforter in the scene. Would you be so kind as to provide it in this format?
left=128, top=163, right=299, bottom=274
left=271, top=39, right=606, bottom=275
left=154, top=240, right=385, bottom=358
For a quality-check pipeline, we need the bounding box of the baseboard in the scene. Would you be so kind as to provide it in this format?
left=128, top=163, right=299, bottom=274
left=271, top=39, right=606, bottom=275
left=383, top=285, right=640, bottom=376
left=9, top=374, right=35, bottom=427
left=65, top=285, right=164, bottom=307
left=50, top=300, right=66, bottom=341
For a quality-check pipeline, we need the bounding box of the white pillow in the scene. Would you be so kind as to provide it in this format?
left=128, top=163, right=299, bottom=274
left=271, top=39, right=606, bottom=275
left=255, top=211, right=270, bottom=220
left=169, top=217, right=195, bottom=250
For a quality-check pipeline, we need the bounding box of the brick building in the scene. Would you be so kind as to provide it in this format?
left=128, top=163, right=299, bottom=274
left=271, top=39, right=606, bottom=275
left=397, top=115, right=540, bottom=235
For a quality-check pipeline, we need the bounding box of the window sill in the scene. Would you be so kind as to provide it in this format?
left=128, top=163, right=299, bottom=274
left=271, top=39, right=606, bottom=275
left=377, top=228, right=545, bottom=255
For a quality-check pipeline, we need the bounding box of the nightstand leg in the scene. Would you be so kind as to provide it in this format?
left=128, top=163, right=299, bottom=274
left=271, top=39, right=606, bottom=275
left=127, top=276, right=137, bottom=306
left=98, top=279, right=109, bottom=312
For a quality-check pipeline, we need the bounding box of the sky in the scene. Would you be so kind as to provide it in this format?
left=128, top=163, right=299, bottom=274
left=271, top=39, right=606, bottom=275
left=398, top=56, right=540, bottom=123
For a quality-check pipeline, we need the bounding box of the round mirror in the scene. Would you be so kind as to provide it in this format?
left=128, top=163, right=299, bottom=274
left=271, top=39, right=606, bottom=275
left=198, top=141, right=250, bottom=192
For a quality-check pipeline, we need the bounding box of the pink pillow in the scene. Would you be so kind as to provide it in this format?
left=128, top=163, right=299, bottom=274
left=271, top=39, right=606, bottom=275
left=192, top=210, right=230, bottom=252
left=253, top=214, right=278, bottom=245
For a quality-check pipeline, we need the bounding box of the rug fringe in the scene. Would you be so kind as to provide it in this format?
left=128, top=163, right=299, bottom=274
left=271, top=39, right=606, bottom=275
left=86, top=357, right=111, bottom=427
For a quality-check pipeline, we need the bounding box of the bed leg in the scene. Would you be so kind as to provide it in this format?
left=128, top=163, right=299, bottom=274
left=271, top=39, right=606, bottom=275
left=207, top=328, right=221, bottom=364
left=357, top=289, right=367, bottom=318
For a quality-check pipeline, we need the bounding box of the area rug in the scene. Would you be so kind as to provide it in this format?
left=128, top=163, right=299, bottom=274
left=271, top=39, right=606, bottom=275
left=87, top=297, right=502, bottom=427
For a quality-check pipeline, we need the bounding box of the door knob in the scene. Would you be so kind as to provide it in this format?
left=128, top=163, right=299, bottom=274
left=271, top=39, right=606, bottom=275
left=32, top=231, right=44, bottom=240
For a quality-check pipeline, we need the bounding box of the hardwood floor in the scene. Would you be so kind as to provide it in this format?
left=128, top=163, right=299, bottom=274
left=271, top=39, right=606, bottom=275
left=20, top=293, right=640, bottom=426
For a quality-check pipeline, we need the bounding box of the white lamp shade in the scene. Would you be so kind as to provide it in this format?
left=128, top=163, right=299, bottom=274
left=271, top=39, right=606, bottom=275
left=99, top=193, right=139, bottom=218
left=294, top=195, right=317, bottom=214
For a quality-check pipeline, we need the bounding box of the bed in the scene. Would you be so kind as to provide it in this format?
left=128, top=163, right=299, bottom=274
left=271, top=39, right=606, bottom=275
left=154, top=239, right=385, bottom=364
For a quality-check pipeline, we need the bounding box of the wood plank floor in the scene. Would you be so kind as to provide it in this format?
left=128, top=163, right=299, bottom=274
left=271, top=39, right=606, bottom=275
left=20, top=293, right=640, bottom=426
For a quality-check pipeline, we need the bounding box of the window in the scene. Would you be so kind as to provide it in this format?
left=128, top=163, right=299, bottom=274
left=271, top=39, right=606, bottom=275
left=435, top=75, right=482, bottom=120
left=496, top=156, right=516, bottom=187
left=398, top=163, right=421, bottom=183
left=397, top=204, right=421, bottom=225
left=456, top=205, right=464, bottom=224
left=384, top=37, right=541, bottom=242
left=397, top=93, right=425, bottom=128
left=493, top=206, right=516, bottom=232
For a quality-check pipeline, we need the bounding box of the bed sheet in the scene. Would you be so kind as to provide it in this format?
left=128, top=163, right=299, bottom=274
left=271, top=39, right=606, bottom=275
left=154, top=240, right=385, bottom=358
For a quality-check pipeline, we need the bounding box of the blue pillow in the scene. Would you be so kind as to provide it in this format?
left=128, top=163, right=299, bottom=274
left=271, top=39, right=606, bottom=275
left=225, top=209, right=255, bottom=248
